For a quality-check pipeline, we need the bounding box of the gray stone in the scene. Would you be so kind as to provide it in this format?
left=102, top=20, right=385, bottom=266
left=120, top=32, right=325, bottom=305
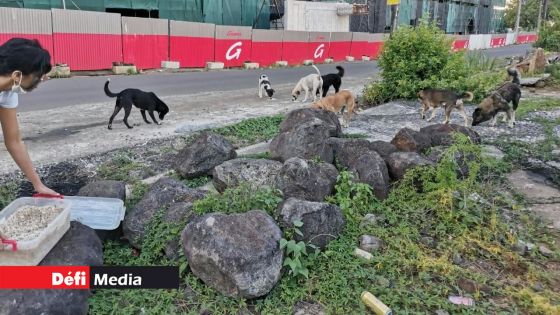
left=78, top=180, right=126, bottom=201
left=391, top=127, right=431, bottom=153
left=0, top=222, right=102, bottom=315
left=123, top=177, right=206, bottom=248
left=539, top=245, right=554, bottom=257
left=481, top=145, right=505, bottom=161
left=270, top=119, right=335, bottom=163
left=277, top=198, right=345, bottom=249
left=419, top=124, right=481, bottom=146
left=280, top=108, right=342, bottom=137
left=174, top=132, right=237, bottom=179
left=507, top=170, right=560, bottom=204
left=360, top=214, right=382, bottom=229
left=292, top=301, right=326, bottom=315
left=386, top=152, right=435, bottom=181
left=182, top=210, right=283, bottom=299
left=529, top=203, right=560, bottom=230
left=212, top=158, right=282, bottom=193
left=359, top=235, right=384, bottom=253
left=420, top=236, right=436, bottom=248
left=276, top=158, right=339, bottom=202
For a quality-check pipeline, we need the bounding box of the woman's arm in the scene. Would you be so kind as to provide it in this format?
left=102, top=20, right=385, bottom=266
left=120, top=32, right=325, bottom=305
left=0, top=108, right=59, bottom=195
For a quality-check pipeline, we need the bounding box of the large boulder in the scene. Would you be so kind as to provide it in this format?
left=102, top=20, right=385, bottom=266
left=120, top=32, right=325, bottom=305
left=77, top=180, right=127, bottom=242
left=174, top=132, right=237, bottom=179
left=369, top=141, right=398, bottom=160
left=77, top=180, right=126, bottom=201
left=330, top=138, right=390, bottom=200
left=391, top=128, right=431, bottom=153
left=280, top=108, right=342, bottom=137
left=212, top=158, right=283, bottom=193
left=276, top=158, right=339, bottom=202
left=386, top=152, right=435, bottom=181
left=419, top=124, right=481, bottom=147
left=270, top=120, right=335, bottom=163
left=0, top=222, right=102, bottom=315
left=277, top=198, right=345, bottom=249
left=182, top=210, right=283, bottom=299
left=123, top=177, right=206, bottom=248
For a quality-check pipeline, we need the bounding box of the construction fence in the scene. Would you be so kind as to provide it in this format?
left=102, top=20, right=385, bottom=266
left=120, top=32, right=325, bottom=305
left=0, top=7, right=538, bottom=71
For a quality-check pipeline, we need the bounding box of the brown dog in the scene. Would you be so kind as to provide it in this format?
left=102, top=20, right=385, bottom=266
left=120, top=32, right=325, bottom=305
left=472, top=82, right=521, bottom=128
left=311, top=90, right=357, bottom=127
left=417, top=89, right=474, bottom=126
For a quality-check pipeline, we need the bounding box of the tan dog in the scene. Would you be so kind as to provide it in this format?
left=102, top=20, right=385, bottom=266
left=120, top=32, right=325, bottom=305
left=417, top=89, right=473, bottom=127
left=311, top=90, right=357, bottom=127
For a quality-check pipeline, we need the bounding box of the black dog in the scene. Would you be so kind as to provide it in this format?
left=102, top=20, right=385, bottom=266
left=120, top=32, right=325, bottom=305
left=104, top=79, right=169, bottom=130
left=317, top=66, right=345, bottom=97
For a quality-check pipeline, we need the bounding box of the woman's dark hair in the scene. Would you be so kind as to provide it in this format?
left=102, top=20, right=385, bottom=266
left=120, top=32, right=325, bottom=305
left=0, top=38, right=52, bottom=76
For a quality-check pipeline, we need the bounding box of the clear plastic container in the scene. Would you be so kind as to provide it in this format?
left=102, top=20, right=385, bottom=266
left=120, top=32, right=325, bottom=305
left=65, top=196, right=125, bottom=231
left=0, top=197, right=71, bottom=266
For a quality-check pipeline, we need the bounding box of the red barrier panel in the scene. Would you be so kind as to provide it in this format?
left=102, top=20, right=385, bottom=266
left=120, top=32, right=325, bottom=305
left=52, top=9, right=122, bottom=70
left=328, top=32, right=352, bottom=61
left=0, top=8, right=54, bottom=59
left=214, top=25, right=252, bottom=67
left=516, top=32, right=538, bottom=44
left=281, top=31, right=309, bottom=65
left=350, top=32, right=369, bottom=58
left=251, top=29, right=283, bottom=67
left=308, top=32, right=330, bottom=63
left=449, top=35, right=470, bottom=51
left=122, top=17, right=168, bottom=70
left=170, top=21, right=215, bottom=68
left=491, top=34, right=507, bottom=48
left=528, top=34, right=538, bottom=43
left=367, top=34, right=385, bottom=59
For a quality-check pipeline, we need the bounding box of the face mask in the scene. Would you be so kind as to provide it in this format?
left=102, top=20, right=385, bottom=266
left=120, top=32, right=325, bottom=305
left=11, top=72, right=27, bottom=94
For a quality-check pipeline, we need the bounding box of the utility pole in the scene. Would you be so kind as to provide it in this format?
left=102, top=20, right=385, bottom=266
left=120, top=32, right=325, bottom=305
left=514, top=0, right=522, bottom=37
left=62, top=0, right=66, bottom=9
left=537, top=0, right=543, bottom=32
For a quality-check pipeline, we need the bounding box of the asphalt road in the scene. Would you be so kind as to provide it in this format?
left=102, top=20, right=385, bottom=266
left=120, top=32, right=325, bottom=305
left=17, top=44, right=533, bottom=112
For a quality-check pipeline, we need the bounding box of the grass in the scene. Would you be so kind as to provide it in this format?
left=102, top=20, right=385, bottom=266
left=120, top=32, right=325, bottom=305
left=0, top=181, right=18, bottom=209
left=97, top=150, right=145, bottom=182
left=515, top=97, right=560, bottom=120
left=89, top=134, right=559, bottom=314
left=209, top=115, right=284, bottom=147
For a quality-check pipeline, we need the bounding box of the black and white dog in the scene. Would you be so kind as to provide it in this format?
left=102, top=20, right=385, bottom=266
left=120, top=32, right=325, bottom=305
left=258, top=74, right=275, bottom=99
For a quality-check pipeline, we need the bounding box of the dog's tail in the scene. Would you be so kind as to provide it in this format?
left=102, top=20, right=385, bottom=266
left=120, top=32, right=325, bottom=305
left=507, top=67, right=520, bottom=85
left=104, top=79, right=119, bottom=98
left=311, top=64, right=321, bottom=77
left=462, top=92, right=474, bottom=102
left=336, top=66, right=345, bottom=78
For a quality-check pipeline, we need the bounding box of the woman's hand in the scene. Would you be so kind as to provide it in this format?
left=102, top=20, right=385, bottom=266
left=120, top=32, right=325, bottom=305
left=34, top=183, right=60, bottom=196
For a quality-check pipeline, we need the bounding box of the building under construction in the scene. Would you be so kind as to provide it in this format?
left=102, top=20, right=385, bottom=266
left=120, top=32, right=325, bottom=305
left=349, top=0, right=506, bottom=34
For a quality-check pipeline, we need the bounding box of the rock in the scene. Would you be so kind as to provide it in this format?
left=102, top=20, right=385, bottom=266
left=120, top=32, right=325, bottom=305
left=512, top=240, right=528, bottom=256
left=78, top=180, right=126, bottom=201
left=212, top=158, right=283, bottom=193
left=419, top=124, right=481, bottom=146
left=330, top=138, right=390, bottom=199
left=539, top=245, right=554, bottom=257
left=391, top=128, right=431, bottom=153
left=280, top=108, right=342, bottom=137
left=386, top=152, right=435, bottom=181
left=292, top=301, right=326, bottom=315
left=529, top=204, right=560, bottom=230
left=453, top=253, right=464, bottom=266
left=270, top=120, right=335, bottom=163
left=425, top=146, right=475, bottom=179
left=359, top=235, right=384, bottom=253
left=457, top=278, right=491, bottom=294
left=370, top=141, right=398, bottom=159
left=123, top=177, right=206, bottom=248
left=276, top=158, right=339, bottom=202
left=533, top=282, right=545, bottom=292
left=277, top=198, right=345, bottom=249
left=77, top=180, right=127, bottom=242
left=174, top=132, right=237, bottom=179
left=507, top=170, right=560, bottom=204
left=182, top=210, right=283, bottom=299
left=360, top=214, right=382, bottom=229
left=481, top=145, right=505, bottom=161
left=0, top=222, right=103, bottom=315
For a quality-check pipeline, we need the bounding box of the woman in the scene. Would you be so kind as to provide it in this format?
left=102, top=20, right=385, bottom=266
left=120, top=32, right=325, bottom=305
left=0, top=38, right=59, bottom=195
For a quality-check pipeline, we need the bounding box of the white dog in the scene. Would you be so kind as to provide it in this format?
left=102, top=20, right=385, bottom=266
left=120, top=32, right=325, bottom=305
left=291, top=65, right=323, bottom=102
left=258, top=74, right=275, bottom=99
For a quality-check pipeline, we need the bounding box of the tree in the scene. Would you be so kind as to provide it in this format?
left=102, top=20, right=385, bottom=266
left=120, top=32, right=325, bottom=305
left=505, top=0, right=560, bottom=30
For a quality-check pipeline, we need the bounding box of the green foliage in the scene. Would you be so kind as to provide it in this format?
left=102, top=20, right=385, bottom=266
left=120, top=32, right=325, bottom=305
left=280, top=220, right=320, bottom=279
left=211, top=115, right=284, bottom=147
left=97, top=151, right=144, bottom=182
left=515, top=98, right=560, bottom=119
left=505, top=0, right=542, bottom=30
left=545, top=63, right=560, bottom=80
left=0, top=181, right=18, bottom=209
left=536, top=8, right=560, bottom=52
left=465, top=51, right=501, bottom=72
left=193, top=184, right=283, bottom=217
left=363, top=21, right=504, bottom=105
